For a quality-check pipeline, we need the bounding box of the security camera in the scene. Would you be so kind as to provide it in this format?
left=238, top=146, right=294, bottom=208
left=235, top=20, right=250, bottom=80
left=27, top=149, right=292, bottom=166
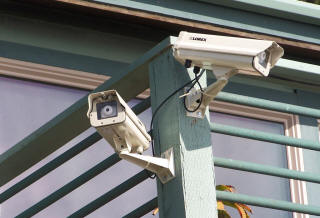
left=87, top=90, right=175, bottom=183
left=173, top=31, right=284, bottom=118
left=87, top=90, right=151, bottom=154
left=173, top=31, right=284, bottom=77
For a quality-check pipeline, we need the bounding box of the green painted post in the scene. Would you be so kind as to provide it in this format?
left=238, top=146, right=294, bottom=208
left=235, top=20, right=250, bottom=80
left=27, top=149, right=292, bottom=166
left=148, top=49, right=217, bottom=218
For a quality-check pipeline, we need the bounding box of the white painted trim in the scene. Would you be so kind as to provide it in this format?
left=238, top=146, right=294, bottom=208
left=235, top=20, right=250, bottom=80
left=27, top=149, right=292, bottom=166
left=0, top=57, right=110, bottom=90
left=318, top=120, right=320, bottom=142
left=210, top=101, right=309, bottom=218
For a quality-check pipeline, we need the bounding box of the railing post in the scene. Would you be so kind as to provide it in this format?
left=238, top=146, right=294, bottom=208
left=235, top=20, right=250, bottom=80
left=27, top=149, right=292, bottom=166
left=149, top=48, right=217, bottom=218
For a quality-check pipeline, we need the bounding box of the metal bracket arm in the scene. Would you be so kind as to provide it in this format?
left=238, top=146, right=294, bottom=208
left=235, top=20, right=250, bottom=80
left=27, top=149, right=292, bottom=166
left=119, top=148, right=175, bottom=184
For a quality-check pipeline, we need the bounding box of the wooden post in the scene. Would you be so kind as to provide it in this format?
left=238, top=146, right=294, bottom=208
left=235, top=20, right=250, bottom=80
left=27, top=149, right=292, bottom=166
left=149, top=49, right=217, bottom=218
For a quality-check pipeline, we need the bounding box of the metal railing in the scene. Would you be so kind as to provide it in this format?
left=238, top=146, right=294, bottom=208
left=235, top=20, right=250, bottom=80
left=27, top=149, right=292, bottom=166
left=3, top=91, right=320, bottom=217
left=121, top=92, right=320, bottom=217
left=1, top=98, right=153, bottom=218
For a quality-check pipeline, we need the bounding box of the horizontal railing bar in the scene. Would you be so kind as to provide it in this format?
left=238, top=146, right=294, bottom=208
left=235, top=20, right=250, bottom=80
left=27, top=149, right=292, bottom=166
left=133, top=96, right=151, bottom=114
left=16, top=154, right=121, bottom=218
left=0, top=132, right=101, bottom=204
left=0, top=35, right=168, bottom=187
left=68, top=170, right=150, bottom=218
left=213, top=157, right=320, bottom=184
left=0, top=97, right=150, bottom=203
left=215, top=92, right=320, bottom=119
left=210, top=122, right=320, bottom=151
left=122, top=197, right=158, bottom=218
left=216, top=191, right=320, bottom=215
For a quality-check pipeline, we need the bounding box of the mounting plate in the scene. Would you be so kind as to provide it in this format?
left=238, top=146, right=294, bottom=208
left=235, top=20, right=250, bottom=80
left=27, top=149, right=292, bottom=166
left=158, top=147, right=175, bottom=184
left=183, top=87, right=205, bottom=119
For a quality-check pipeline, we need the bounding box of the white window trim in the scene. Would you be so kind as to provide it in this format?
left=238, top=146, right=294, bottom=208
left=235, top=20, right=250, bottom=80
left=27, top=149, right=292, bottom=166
left=0, top=57, right=109, bottom=90
left=318, top=120, right=320, bottom=142
left=210, top=101, right=308, bottom=218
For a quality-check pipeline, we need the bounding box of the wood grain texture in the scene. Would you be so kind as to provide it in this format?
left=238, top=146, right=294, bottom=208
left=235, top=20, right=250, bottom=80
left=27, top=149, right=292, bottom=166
left=149, top=49, right=217, bottom=217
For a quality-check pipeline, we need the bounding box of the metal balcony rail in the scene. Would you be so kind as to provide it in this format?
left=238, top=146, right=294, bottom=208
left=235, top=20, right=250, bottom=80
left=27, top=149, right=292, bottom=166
left=123, top=197, right=158, bottom=218
left=216, top=191, right=320, bottom=216
left=2, top=37, right=320, bottom=217
left=4, top=90, right=320, bottom=217
left=216, top=92, right=320, bottom=119
left=121, top=191, right=320, bottom=217
left=68, top=170, right=150, bottom=218
left=0, top=132, right=101, bottom=203
left=1, top=98, right=151, bottom=217
left=15, top=153, right=121, bottom=218
left=213, top=157, right=320, bottom=184
left=210, top=122, right=320, bottom=151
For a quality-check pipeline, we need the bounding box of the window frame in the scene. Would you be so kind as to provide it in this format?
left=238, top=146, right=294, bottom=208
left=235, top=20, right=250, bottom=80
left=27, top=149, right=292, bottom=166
left=0, top=57, right=109, bottom=90
left=210, top=101, right=308, bottom=218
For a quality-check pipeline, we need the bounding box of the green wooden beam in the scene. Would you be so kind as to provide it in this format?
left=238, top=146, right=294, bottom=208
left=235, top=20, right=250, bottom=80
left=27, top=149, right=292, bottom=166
left=216, top=191, right=320, bottom=216
left=0, top=37, right=172, bottom=186
left=272, top=59, right=320, bottom=86
left=89, top=0, right=320, bottom=45
left=0, top=40, right=128, bottom=77
left=197, top=0, right=320, bottom=26
left=149, top=49, right=217, bottom=217
left=213, top=157, right=320, bottom=184
left=68, top=170, right=150, bottom=218
left=0, top=13, right=156, bottom=65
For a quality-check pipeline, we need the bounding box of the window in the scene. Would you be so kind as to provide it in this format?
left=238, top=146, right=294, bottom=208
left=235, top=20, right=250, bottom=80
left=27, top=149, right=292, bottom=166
left=210, top=101, right=307, bottom=218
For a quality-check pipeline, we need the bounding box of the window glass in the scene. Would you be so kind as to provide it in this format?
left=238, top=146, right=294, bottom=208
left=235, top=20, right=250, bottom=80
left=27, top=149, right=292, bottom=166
left=0, top=77, right=87, bottom=154
left=211, top=111, right=292, bottom=218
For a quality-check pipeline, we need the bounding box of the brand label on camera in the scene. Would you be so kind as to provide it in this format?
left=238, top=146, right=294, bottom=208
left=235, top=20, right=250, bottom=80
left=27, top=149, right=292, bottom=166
left=189, top=36, right=206, bottom=42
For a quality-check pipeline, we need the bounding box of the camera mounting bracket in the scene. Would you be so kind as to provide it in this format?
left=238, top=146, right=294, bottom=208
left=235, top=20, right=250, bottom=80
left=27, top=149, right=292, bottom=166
left=119, top=147, right=175, bottom=184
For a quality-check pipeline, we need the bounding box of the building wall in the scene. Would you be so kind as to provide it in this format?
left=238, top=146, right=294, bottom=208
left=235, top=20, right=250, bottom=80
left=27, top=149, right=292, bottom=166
left=1, top=1, right=320, bottom=217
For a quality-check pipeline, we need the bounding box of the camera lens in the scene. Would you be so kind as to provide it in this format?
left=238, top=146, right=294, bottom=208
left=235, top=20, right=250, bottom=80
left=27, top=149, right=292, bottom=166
left=102, top=105, right=113, bottom=116
left=97, top=101, right=117, bottom=120
left=258, top=51, right=269, bottom=68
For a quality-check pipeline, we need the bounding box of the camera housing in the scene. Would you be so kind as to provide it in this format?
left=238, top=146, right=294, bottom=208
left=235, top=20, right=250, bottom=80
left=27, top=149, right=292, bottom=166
left=173, top=31, right=284, bottom=77
left=87, top=90, right=150, bottom=154
left=87, top=90, right=175, bottom=184
left=173, top=31, right=284, bottom=118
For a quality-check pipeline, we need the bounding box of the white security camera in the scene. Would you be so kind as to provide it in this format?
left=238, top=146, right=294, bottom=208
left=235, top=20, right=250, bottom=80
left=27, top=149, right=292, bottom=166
left=87, top=90, right=175, bottom=183
left=173, top=31, right=284, bottom=118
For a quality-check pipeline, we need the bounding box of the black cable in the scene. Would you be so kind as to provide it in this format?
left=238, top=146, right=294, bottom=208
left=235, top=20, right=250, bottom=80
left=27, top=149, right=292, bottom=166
left=186, top=69, right=205, bottom=93
left=194, top=70, right=204, bottom=92
left=148, top=69, right=205, bottom=179
left=149, top=74, right=203, bottom=157
left=147, top=77, right=199, bottom=180
left=184, top=69, right=205, bottom=113
left=183, top=93, right=203, bottom=113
